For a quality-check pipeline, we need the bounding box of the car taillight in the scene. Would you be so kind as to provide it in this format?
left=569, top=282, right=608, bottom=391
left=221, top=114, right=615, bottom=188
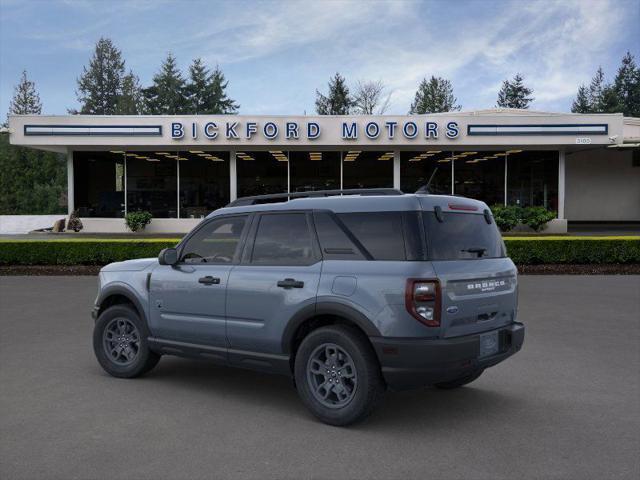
left=405, top=279, right=441, bottom=327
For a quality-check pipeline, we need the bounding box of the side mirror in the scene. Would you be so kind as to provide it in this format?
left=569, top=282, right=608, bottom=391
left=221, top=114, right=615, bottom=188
left=158, top=248, right=178, bottom=266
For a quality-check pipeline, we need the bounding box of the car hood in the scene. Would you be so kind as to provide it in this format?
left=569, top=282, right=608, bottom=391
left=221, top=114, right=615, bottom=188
left=101, top=258, right=158, bottom=272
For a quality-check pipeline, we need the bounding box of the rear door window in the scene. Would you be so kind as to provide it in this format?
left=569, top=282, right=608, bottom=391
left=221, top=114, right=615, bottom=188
left=337, top=212, right=406, bottom=260
left=251, top=213, right=316, bottom=265
left=424, top=212, right=505, bottom=260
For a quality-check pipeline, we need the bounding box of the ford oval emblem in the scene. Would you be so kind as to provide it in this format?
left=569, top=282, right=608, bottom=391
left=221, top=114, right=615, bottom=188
left=447, top=306, right=459, bottom=314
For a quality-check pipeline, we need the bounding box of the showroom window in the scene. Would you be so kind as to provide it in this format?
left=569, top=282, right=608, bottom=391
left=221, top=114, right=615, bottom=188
left=342, top=150, right=394, bottom=189
left=236, top=151, right=288, bottom=198
left=73, top=151, right=125, bottom=218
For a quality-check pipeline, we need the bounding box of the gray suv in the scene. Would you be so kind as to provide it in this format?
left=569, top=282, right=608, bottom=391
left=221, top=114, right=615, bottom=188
left=92, top=189, right=524, bottom=426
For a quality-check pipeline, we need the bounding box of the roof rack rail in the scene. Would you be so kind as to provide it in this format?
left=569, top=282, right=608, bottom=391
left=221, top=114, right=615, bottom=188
left=227, top=188, right=404, bottom=207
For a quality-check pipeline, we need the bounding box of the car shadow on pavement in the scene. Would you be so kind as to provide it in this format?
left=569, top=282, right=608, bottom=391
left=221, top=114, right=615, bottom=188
left=119, top=356, right=525, bottom=429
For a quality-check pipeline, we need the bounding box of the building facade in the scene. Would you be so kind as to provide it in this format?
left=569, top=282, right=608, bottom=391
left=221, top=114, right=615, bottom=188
left=8, top=109, right=640, bottom=233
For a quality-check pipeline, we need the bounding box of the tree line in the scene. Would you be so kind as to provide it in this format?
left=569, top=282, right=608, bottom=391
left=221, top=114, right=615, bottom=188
left=71, top=37, right=239, bottom=115
left=1, top=37, right=639, bottom=215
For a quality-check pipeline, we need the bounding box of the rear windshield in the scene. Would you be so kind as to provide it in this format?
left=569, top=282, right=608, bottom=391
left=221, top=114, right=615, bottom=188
left=424, top=212, right=505, bottom=260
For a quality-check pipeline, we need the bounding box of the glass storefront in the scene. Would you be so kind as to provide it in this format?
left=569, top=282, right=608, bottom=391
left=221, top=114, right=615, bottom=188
left=74, top=151, right=125, bottom=217
left=289, top=151, right=340, bottom=192
left=126, top=152, right=177, bottom=218
left=73, top=148, right=559, bottom=218
left=343, top=150, right=394, bottom=189
left=178, top=151, right=229, bottom=218
left=401, top=150, right=452, bottom=195
left=236, top=150, right=288, bottom=197
left=507, top=150, right=558, bottom=210
left=453, top=150, right=505, bottom=207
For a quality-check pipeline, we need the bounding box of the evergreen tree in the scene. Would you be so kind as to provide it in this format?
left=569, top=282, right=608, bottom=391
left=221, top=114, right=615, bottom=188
left=571, top=85, right=591, bottom=113
left=207, top=65, right=239, bottom=114
left=315, top=73, right=353, bottom=115
left=185, top=59, right=239, bottom=114
left=496, top=74, right=534, bottom=109
left=409, top=76, right=460, bottom=114
left=75, top=37, right=126, bottom=114
left=587, top=67, right=607, bottom=112
left=116, top=71, right=144, bottom=115
left=8, top=70, right=42, bottom=116
left=186, top=58, right=209, bottom=114
left=613, top=51, right=640, bottom=117
left=1, top=71, right=65, bottom=214
left=143, top=53, right=188, bottom=114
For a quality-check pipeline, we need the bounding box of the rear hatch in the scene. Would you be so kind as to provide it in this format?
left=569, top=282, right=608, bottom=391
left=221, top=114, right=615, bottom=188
left=423, top=209, right=518, bottom=339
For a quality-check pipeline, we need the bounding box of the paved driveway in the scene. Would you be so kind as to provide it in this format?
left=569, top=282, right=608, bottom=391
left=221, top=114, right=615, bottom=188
left=1, top=275, right=638, bottom=480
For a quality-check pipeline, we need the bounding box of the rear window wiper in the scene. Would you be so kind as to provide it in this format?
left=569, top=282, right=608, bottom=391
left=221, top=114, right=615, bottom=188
left=461, top=247, right=487, bottom=257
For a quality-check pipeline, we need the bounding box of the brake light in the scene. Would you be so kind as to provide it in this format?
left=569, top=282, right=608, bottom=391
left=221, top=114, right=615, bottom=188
left=448, top=203, right=478, bottom=211
left=405, top=279, right=441, bottom=327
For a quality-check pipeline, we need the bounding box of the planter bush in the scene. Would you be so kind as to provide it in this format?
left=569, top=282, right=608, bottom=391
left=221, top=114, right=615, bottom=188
left=491, top=205, right=521, bottom=232
left=491, top=205, right=556, bottom=232
left=125, top=211, right=153, bottom=232
left=0, top=237, right=638, bottom=266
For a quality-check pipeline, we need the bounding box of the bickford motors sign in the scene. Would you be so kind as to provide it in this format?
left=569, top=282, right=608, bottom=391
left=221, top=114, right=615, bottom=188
left=171, top=119, right=461, bottom=141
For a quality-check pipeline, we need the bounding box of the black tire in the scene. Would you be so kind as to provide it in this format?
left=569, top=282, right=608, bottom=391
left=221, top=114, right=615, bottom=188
left=93, top=304, right=160, bottom=378
left=434, top=369, right=484, bottom=389
left=294, top=325, right=384, bottom=426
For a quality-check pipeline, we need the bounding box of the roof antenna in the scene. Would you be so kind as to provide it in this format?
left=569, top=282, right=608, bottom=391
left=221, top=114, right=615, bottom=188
left=415, top=167, right=438, bottom=194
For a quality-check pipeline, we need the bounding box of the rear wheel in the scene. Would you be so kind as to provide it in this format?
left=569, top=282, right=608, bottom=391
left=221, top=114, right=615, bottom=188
left=93, top=304, right=160, bottom=378
left=434, top=369, right=484, bottom=389
left=294, top=325, right=384, bottom=426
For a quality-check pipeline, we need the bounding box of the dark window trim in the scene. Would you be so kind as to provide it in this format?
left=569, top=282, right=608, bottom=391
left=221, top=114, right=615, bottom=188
left=175, top=213, right=252, bottom=266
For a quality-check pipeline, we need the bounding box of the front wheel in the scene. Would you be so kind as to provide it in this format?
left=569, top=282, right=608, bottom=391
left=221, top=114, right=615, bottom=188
left=294, top=325, right=384, bottom=426
left=93, top=304, right=160, bottom=378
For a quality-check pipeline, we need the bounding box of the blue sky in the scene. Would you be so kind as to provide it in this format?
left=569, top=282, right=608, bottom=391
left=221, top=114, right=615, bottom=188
left=1, top=0, right=638, bottom=117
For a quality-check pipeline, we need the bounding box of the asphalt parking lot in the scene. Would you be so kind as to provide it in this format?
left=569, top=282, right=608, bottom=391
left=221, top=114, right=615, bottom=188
left=1, top=275, right=639, bottom=480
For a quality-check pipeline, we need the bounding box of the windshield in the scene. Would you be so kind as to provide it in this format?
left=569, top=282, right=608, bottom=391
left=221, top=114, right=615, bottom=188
left=423, top=212, right=505, bottom=260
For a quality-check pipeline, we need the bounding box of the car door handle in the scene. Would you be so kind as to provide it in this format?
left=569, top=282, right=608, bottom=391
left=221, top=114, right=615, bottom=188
left=277, top=278, right=304, bottom=289
left=198, top=276, right=220, bottom=285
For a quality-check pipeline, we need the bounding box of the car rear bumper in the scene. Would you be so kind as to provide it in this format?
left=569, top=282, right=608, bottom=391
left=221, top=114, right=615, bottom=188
left=370, top=323, right=525, bottom=391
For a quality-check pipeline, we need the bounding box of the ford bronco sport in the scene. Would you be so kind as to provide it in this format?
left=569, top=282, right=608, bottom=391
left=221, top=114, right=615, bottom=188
left=92, top=189, right=524, bottom=426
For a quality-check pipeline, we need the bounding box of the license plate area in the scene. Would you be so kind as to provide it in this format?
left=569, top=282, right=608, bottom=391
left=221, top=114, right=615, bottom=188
left=479, top=330, right=500, bottom=358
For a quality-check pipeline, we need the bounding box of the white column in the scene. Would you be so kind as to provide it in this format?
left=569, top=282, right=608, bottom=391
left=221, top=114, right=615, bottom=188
left=124, top=155, right=127, bottom=216
left=176, top=159, right=180, bottom=219
left=393, top=150, right=401, bottom=190
left=451, top=153, right=455, bottom=195
left=504, top=154, right=508, bottom=206
left=558, top=149, right=566, bottom=219
left=66, top=149, right=74, bottom=215
left=229, top=150, right=237, bottom=201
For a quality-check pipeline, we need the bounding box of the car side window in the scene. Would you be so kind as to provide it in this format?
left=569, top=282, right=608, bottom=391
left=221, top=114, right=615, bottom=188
left=180, top=215, right=247, bottom=264
left=337, top=212, right=407, bottom=261
left=251, top=213, right=315, bottom=265
left=313, top=211, right=366, bottom=260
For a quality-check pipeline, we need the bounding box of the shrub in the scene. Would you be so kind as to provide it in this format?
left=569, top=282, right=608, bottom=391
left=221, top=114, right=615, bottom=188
left=0, top=239, right=179, bottom=265
left=503, top=237, right=640, bottom=264
left=125, top=211, right=153, bottom=232
left=491, top=205, right=520, bottom=232
left=521, top=206, right=557, bottom=232
left=0, top=237, right=638, bottom=266
left=490, top=205, right=556, bottom=232
left=67, top=210, right=83, bottom=232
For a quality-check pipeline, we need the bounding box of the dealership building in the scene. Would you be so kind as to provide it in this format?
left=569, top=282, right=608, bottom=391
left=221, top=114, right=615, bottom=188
left=7, top=109, right=640, bottom=233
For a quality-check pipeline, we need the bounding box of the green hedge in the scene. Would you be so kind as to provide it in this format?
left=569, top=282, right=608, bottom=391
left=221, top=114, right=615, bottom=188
left=0, top=240, right=179, bottom=266
left=503, top=237, right=640, bottom=264
left=0, top=237, right=639, bottom=266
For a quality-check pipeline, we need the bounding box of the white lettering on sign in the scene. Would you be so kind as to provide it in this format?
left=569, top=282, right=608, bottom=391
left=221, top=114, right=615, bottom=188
left=576, top=137, right=592, bottom=144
